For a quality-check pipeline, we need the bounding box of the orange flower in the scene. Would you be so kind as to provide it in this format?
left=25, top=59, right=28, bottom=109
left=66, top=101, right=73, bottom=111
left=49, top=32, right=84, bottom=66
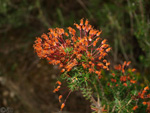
left=122, top=68, right=125, bottom=73
left=143, top=102, right=147, bottom=105
left=144, top=86, right=149, bottom=91
left=53, top=88, right=59, bottom=93
left=114, top=64, right=121, bottom=70
left=80, top=18, right=84, bottom=25
left=106, top=62, right=110, bottom=66
left=93, top=40, right=98, bottom=46
left=123, top=83, right=127, bottom=87
left=130, top=80, right=136, bottom=84
left=101, top=39, right=107, bottom=44
left=132, top=105, right=138, bottom=110
left=103, top=66, right=108, bottom=69
left=95, top=70, right=101, bottom=76
left=126, top=61, right=131, bottom=66
left=89, top=61, right=92, bottom=65
left=103, top=59, right=107, bottom=63
left=123, top=61, right=127, bottom=67
left=106, top=47, right=111, bottom=52
left=60, top=103, right=65, bottom=111
left=147, top=102, right=150, bottom=112
left=59, top=63, right=63, bottom=68
left=111, top=73, right=115, bottom=77
left=132, top=68, right=136, bottom=72
left=111, top=79, right=116, bottom=83
left=77, top=54, right=82, bottom=60
left=97, top=63, right=103, bottom=67
left=120, top=76, right=127, bottom=82
left=82, top=63, right=87, bottom=69
left=56, top=81, right=62, bottom=85
left=147, top=94, right=150, bottom=98
left=59, top=95, right=62, bottom=103
left=85, top=19, right=89, bottom=26
left=61, top=69, right=65, bottom=73
left=96, top=31, right=102, bottom=36
left=89, top=68, right=94, bottom=73
left=57, top=86, right=61, bottom=89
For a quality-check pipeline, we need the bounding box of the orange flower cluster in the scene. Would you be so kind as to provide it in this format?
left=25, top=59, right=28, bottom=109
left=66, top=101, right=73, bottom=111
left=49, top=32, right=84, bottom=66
left=53, top=81, right=61, bottom=93
left=138, top=86, right=149, bottom=99
left=33, top=19, right=111, bottom=78
left=111, top=78, right=116, bottom=83
left=133, top=86, right=150, bottom=112
left=109, top=61, right=137, bottom=87
left=53, top=81, right=65, bottom=110
left=138, top=86, right=150, bottom=99
left=120, top=75, right=136, bottom=84
left=132, top=105, right=138, bottom=110
left=114, top=61, right=133, bottom=73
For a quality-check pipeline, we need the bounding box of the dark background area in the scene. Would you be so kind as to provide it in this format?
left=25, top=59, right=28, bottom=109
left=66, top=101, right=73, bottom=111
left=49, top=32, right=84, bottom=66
left=0, top=0, right=150, bottom=113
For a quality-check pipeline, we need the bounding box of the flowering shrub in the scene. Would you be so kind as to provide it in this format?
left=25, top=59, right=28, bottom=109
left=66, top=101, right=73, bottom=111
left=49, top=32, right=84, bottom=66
left=33, top=19, right=150, bottom=113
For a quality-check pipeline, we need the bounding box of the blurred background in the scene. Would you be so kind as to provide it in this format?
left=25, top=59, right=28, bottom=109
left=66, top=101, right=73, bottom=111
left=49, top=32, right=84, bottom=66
left=0, top=0, right=150, bottom=113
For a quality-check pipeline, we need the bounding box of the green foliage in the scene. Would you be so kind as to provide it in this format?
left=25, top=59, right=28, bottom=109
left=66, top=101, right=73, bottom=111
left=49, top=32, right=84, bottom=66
left=103, top=70, right=138, bottom=112
left=135, top=17, right=150, bottom=68
left=61, top=66, right=92, bottom=91
left=64, top=47, right=73, bottom=54
left=80, top=87, right=93, bottom=100
left=59, top=58, right=150, bottom=112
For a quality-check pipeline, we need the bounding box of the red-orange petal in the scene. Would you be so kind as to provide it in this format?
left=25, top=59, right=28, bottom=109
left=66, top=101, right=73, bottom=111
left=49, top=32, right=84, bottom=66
left=60, top=103, right=65, bottom=111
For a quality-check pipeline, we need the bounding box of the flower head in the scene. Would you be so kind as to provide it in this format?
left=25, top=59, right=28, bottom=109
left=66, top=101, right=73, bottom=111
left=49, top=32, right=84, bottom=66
left=33, top=19, right=111, bottom=77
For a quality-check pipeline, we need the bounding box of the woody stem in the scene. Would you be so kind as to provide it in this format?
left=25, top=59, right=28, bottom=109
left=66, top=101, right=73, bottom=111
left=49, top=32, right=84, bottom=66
left=90, top=95, right=102, bottom=113
left=91, top=84, right=103, bottom=113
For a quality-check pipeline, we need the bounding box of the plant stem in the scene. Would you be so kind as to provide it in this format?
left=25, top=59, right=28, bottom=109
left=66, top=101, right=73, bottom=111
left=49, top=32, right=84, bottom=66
left=90, top=95, right=102, bottom=113
left=97, top=94, right=102, bottom=113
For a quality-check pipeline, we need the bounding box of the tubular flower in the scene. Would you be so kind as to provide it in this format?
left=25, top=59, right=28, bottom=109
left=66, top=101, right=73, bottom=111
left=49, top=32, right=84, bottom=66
left=33, top=19, right=111, bottom=77
left=114, top=61, right=135, bottom=74
left=59, top=95, right=62, bottom=103
left=123, top=83, right=127, bottom=87
left=143, top=102, right=147, bottom=105
left=56, top=81, right=62, bottom=85
left=60, top=103, right=65, bottom=111
left=120, top=76, right=127, bottom=82
left=132, top=105, right=138, bottom=110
